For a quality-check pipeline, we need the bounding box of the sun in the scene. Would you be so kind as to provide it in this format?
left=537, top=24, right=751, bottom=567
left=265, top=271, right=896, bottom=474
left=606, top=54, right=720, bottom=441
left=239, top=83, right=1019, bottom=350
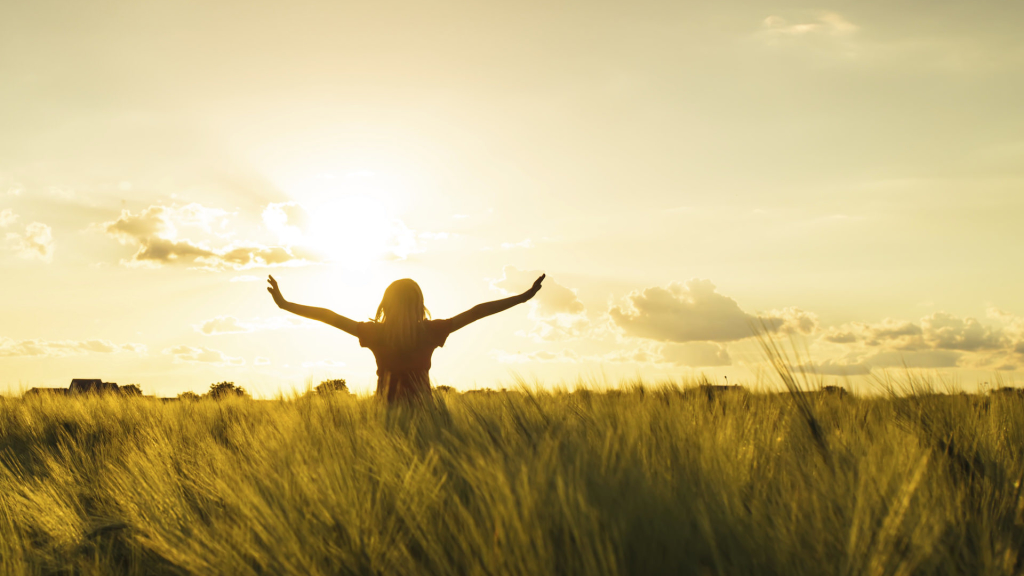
left=272, top=168, right=416, bottom=269
left=307, top=195, right=396, bottom=268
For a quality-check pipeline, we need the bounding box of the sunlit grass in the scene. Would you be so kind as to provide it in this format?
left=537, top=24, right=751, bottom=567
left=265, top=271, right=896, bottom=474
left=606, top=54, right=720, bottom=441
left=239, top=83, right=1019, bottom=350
left=1, top=365, right=1022, bottom=574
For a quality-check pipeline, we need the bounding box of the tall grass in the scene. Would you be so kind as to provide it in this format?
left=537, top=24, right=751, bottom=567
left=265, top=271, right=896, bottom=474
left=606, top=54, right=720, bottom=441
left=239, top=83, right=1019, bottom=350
left=1, top=373, right=1022, bottom=574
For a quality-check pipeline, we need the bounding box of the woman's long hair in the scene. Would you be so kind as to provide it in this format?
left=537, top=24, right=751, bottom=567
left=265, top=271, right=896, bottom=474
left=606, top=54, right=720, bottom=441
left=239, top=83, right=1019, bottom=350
left=374, top=279, right=431, bottom=350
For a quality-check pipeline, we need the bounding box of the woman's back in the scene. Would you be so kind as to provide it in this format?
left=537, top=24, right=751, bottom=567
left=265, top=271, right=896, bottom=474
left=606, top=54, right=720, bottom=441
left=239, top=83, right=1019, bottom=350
left=357, top=318, right=453, bottom=401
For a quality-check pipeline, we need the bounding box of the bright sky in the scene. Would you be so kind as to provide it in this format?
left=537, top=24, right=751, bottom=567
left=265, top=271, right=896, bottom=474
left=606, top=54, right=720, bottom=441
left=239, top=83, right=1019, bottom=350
left=2, top=1, right=1023, bottom=396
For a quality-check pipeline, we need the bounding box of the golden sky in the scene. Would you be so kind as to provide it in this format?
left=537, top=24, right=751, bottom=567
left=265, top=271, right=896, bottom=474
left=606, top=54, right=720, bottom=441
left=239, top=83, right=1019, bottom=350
left=2, top=1, right=1023, bottom=395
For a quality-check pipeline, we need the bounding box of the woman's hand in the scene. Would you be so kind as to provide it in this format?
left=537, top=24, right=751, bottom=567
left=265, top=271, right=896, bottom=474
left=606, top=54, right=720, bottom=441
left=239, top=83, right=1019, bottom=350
left=449, top=273, right=547, bottom=332
left=522, top=274, right=545, bottom=301
left=267, top=275, right=288, bottom=308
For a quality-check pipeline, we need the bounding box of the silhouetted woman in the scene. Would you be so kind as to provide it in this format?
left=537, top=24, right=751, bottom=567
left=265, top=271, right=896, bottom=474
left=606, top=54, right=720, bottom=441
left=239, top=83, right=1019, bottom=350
left=267, top=273, right=544, bottom=402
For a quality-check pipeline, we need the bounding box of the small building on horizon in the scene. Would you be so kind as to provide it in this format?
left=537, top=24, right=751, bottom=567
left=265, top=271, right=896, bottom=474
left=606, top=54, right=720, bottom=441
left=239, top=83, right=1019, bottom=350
left=23, top=379, right=120, bottom=398
left=69, top=379, right=119, bottom=394
left=23, top=387, right=69, bottom=397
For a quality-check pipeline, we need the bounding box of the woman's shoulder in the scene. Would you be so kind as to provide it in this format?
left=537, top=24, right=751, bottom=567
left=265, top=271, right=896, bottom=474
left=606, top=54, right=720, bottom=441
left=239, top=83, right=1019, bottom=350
left=356, top=321, right=381, bottom=347
left=424, top=318, right=454, bottom=347
left=425, top=318, right=453, bottom=330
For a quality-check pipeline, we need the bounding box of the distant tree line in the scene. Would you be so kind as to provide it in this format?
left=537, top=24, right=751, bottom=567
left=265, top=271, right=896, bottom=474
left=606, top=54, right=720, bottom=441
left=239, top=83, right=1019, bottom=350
left=177, top=381, right=250, bottom=400
left=174, top=379, right=351, bottom=401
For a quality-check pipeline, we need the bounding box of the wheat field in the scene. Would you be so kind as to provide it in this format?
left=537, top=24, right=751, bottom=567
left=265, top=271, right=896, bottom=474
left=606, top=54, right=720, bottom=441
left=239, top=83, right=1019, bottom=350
left=1, top=371, right=1023, bottom=575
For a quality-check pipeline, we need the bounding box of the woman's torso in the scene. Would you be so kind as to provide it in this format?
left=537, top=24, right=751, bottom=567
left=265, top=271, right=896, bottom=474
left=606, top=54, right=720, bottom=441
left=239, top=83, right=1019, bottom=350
left=356, top=319, right=453, bottom=401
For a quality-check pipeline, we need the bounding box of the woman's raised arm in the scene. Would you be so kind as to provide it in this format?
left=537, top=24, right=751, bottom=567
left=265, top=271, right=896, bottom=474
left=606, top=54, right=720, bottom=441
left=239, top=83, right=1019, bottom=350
left=449, top=274, right=545, bottom=332
left=267, top=275, right=359, bottom=337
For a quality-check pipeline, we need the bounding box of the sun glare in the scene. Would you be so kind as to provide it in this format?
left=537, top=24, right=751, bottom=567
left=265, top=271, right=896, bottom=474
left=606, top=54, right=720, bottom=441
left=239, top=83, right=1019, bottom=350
left=273, top=169, right=414, bottom=270
left=308, top=195, right=395, bottom=268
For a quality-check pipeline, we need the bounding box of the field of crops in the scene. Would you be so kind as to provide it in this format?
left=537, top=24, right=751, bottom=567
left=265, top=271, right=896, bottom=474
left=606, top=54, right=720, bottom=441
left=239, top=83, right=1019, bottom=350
left=1, top=373, right=1023, bottom=575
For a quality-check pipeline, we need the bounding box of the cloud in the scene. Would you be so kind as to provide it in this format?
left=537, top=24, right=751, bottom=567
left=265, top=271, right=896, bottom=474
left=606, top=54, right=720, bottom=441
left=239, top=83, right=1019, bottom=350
left=821, top=319, right=924, bottom=349
left=604, top=279, right=1021, bottom=373
left=598, top=346, right=662, bottom=364
left=796, top=360, right=871, bottom=376
left=0, top=338, right=147, bottom=358
left=491, top=349, right=580, bottom=364
left=262, top=202, right=309, bottom=246
left=492, top=266, right=589, bottom=341
left=826, top=313, right=1005, bottom=353
left=119, top=343, right=148, bottom=353
left=858, top=319, right=924, bottom=349
left=660, top=342, right=732, bottom=367
left=492, top=266, right=584, bottom=316
left=760, top=12, right=858, bottom=38
left=610, top=279, right=762, bottom=343
left=771, top=307, right=820, bottom=335
left=517, top=315, right=592, bottom=342
left=814, top=309, right=1024, bottom=371
left=822, top=327, right=858, bottom=344
left=174, top=203, right=233, bottom=235
left=598, top=344, right=659, bottom=362
left=593, top=342, right=731, bottom=367
left=6, top=222, right=54, bottom=262
left=104, top=205, right=172, bottom=240
left=0, top=209, right=17, bottom=227
left=100, top=204, right=317, bottom=270
left=163, top=345, right=244, bottom=366
left=254, top=357, right=271, bottom=366
left=195, top=315, right=307, bottom=335
left=609, top=280, right=819, bottom=345
left=864, top=350, right=961, bottom=369
left=980, top=309, right=1024, bottom=368
left=920, top=312, right=1004, bottom=352
left=196, top=316, right=250, bottom=335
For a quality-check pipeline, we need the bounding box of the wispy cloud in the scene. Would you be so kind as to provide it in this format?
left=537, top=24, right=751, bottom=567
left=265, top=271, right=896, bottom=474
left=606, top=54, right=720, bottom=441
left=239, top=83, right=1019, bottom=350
left=492, top=266, right=591, bottom=341
left=6, top=221, right=54, bottom=263
left=0, top=209, right=17, bottom=227
left=795, top=360, right=871, bottom=376
left=262, top=202, right=308, bottom=246
left=593, top=342, right=731, bottom=368
left=0, top=338, right=146, bottom=358
left=163, top=345, right=244, bottom=366
left=759, top=12, right=858, bottom=39
left=194, top=315, right=308, bottom=335
left=499, top=238, right=533, bottom=250
left=660, top=342, right=732, bottom=367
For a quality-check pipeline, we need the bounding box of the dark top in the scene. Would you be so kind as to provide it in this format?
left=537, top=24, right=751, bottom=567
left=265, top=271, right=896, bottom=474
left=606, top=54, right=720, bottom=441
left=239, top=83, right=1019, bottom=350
left=357, top=319, right=454, bottom=401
